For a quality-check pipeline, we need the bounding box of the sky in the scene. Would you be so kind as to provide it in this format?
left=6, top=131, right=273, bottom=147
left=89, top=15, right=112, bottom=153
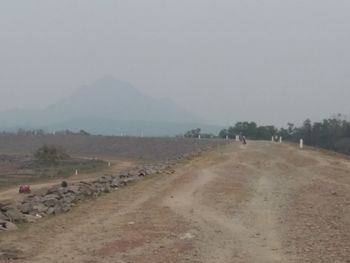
left=1, top=0, right=349, bottom=127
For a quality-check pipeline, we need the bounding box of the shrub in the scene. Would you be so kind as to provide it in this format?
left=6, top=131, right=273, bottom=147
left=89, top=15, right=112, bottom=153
left=34, top=145, right=70, bottom=164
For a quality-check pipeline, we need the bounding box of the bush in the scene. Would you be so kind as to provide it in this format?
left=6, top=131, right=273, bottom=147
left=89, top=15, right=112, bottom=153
left=34, top=145, right=70, bottom=164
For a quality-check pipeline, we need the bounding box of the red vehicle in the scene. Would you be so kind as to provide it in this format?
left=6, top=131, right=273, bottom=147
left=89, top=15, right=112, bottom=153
left=19, top=185, right=31, bottom=194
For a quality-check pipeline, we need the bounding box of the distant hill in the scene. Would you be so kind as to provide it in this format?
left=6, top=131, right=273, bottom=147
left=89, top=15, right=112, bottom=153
left=0, top=77, right=222, bottom=136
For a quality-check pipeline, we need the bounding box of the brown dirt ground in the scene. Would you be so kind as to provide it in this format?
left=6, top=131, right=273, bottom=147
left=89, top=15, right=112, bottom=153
left=0, top=141, right=349, bottom=263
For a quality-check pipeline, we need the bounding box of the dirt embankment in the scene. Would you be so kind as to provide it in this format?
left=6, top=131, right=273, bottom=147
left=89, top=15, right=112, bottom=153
left=0, top=141, right=349, bottom=263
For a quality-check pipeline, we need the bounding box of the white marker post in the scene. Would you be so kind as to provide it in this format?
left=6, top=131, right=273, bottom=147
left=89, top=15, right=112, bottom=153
left=226, top=135, right=229, bottom=140
left=198, top=134, right=201, bottom=139
left=279, top=137, right=282, bottom=143
left=300, top=139, right=304, bottom=149
left=108, top=162, right=111, bottom=167
left=272, top=136, right=274, bottom=142
left=235, top=135, right=239, bottom=141
left=75, top=169, right=78, bottom=176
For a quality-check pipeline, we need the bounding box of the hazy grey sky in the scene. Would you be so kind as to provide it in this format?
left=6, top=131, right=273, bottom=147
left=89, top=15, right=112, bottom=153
left=1, top=0, right=349, bottom=126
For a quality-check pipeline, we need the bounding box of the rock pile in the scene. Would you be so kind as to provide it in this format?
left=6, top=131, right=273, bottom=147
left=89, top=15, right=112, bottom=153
left=0, top=151, right=198, bottom=232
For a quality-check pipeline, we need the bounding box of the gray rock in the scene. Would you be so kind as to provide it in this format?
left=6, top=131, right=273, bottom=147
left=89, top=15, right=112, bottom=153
left=43, top=194, right=60, bottom=200
left=121, top=177, right=135, bottom=185
left=46, top=207, right=55, bottom=215
left=0, top=249, right=22, bottom=260
left=3, top=207, right=26, bottom=223
left=23, top=214, right=40, bottom=223
left=51, top=185, right=79, bottom=196
left=41, top=194, right=60, bottom=207
left=138, top=170, right=146, bottom=176
left=110, top=178, right=120, bottom=188
left=103, top=184, right=111, bottom=193
left=52, top=202, right=70, bottom=214
left=24, top=195, right=43, bottom=203
left=100, top=175, right=113, bottom=182
left=43, top=197, right=59, bottom=207
left=20, top=202, right=32, bottom=214
left=0, top=211, right=8, bottom=221
left=61, top=193, right=76, bottom=204
left=119, top=173, right=129, bottom=178
left=32, top=203, right=48, bottom=214
left=0, top=221, right=18, bottom=231
left=128, top=170, right=139, bottom=177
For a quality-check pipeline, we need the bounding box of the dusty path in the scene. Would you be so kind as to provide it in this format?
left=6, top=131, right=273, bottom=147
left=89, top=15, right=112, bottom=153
left=0, top=141, right=349, bottom=262
left=0, top=160, right=134, bottom=204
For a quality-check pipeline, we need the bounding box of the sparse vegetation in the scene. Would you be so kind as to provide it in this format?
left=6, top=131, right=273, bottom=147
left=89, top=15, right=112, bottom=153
left=0, top=136, right=227, bottom=190
left=184, top=128, right=215, bottom=139
left=184, top=128, right=201, bottom=138
left=34, top=145, right=70, bottom=165
left=0, top=154, right=106, bottom=189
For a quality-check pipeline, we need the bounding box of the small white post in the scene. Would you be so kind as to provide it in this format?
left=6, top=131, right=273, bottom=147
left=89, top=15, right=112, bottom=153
left=198, top=134, right=201, bottom=139
left=108, top=162, right=111, bottom=167
left=226, top=135, right=228, bottom=140
left=235, top=135, right=239, bottom=141
left=75, top=169, right=78, bottom=175
left=272, top=136, right=274, bottom=142
left=300, top=139, right=303, bottom=149
left=279, top=136, right=282, bottom=143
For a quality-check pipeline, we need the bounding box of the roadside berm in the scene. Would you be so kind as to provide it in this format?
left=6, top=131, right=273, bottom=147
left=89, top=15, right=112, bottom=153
left=0, top=151, right=198, bottom=231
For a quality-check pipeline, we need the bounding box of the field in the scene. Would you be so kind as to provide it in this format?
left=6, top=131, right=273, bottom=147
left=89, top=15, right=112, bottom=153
left=0, top=134, right=227, bottom=160
left=0, top=154, right=106, bottom=189
left=0, top=135, right=228, bottom=201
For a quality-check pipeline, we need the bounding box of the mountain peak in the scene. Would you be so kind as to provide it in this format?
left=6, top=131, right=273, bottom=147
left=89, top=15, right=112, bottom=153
left=77, top=76, right=138, bottom=96
left=47, top=76, right=198, bottom=123
left=0, top=77, right=207, bottom=135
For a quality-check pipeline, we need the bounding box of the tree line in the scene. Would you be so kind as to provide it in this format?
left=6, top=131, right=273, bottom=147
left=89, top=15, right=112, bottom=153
left=218, top=115, right=350, bottom=155
left=0, top=129, right=91, bottom=136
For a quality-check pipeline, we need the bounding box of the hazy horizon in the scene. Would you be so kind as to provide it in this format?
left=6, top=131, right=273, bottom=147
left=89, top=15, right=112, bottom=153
left=1, top=1, right=350, bottom=127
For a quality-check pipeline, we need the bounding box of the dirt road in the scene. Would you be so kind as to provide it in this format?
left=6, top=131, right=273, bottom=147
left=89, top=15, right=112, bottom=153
left=0, top=160, right=133, bottom=204
left=1, top=141, right=349, bottom=262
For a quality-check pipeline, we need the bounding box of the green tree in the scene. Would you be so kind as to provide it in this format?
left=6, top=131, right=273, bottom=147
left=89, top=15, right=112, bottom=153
left=218, top=129, right=228, bottom=139
left=184, top=128, right=201, bottom=138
